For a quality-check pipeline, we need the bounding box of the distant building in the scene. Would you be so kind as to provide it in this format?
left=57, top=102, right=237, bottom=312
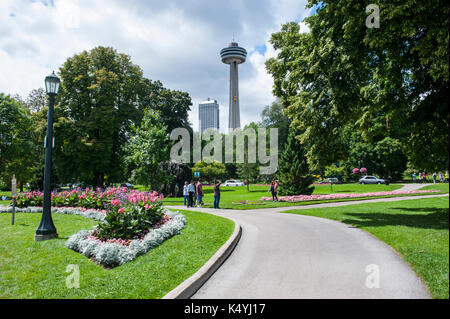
left=199, top=98, right=219, bottom=133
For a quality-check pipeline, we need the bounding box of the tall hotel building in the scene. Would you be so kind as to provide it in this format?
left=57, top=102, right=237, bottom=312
left=198, top=98, right=220, bottom=133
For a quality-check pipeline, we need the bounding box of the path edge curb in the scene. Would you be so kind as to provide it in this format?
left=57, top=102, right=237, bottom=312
left=162, top=219, right=242, bottom=299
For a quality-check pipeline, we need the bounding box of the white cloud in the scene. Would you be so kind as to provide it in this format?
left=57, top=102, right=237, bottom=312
left=0, top=0, right=311, bottom=131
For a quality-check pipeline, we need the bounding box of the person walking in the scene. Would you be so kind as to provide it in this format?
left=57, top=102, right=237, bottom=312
left=187, top=181, right=195, bottom=208
left=274, top=180, right=279, bottom=200
left=196, top=179, right=204, bottom=208
left=269, top=181, right=278, bottom=201
left=213, top=180, right=221, bottom=209
left=422, top=172, right=427, bottom=184
left=439, top=172, right=444, bottom=183
left=183, top=181, right=189, bottom=206
left=445, top=171, right=449, bottom=183
left=432, top=172, right=437, bottom=184
left=412, top=172, right=417, bottom=184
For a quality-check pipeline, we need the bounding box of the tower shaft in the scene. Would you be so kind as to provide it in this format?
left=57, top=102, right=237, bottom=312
left=228, top=61, right=240, bottom=130
left=220, top=41, right=246, bottom=131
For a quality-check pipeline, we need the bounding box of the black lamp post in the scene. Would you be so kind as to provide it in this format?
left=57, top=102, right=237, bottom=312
left=35, top=71, right=60, bottom=241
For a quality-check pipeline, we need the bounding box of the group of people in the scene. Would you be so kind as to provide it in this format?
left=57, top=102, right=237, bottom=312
left=183, top=180, right=222, bottom=209
left=412, top=171, right=449, bottom=184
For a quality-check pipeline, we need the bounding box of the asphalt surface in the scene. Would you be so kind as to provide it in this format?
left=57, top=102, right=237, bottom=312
left=165, top=186, right=447, bottom=299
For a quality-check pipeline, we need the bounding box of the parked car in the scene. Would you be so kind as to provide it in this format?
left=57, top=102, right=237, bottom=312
left=358, top=176, right=388, bottom=185
left=73, top=182, right=88, bottom=189
left=120, top=183, right=134, bottom=189
left=326, top=177, right=341, bottom=184
left=222, top=180, right=245, bottom=187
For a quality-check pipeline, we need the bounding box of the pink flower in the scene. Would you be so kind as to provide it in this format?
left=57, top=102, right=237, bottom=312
left=111, top=199, right=121, bottom=206
left=118, top=207, right=125, bottom=213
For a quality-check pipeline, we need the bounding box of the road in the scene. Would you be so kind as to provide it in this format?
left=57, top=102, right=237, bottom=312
left=165, top=186, right=447, bottom=299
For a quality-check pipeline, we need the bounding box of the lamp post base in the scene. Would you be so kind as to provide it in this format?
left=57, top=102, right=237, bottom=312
left=34, top=233, right=58, bottom=242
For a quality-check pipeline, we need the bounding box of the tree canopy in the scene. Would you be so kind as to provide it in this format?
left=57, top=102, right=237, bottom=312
left=266, top=0, right=449, bottom=170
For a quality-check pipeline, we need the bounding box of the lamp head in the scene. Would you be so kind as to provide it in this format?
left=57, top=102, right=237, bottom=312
left=45, top=71, right=60, bottom=95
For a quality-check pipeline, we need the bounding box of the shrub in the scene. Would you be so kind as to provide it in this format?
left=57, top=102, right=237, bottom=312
left=95, top=200, right=164, bottom=241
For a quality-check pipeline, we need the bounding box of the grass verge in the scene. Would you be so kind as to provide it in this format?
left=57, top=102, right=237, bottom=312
left=284, top=197, right=449, bottom=299
left=0, top=209, right=234, bottom=299
left=162, top=183, right=448, bottom=210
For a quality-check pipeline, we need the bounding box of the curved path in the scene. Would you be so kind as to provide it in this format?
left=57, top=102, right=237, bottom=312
left=165, top=186, right=447, bottom=299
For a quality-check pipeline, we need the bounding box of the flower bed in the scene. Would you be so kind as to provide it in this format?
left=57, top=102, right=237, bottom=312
left=66, top=210, right=186, bottom=268
left=13, top=187, right=162, bottom=210
left=260, top=190, right=440, bottom=202
left=1, top=187, right=187, bottom=268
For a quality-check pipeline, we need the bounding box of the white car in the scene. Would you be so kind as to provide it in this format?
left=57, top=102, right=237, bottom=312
left=222, top=180, right=245, bottom=187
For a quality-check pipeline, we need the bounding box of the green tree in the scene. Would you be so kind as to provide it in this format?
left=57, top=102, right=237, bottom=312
left=260, top=99, right=290, bottom=152
left=193, top=160, right=226, bottom=184
left=124, top=109, right=170, bottom=189
left=277, top=129, right=314, bottom=196
left=266, top=1, right=449, bottom=169
left=56, top=46, right=156, bottom=186
left=143, top=79, right=192, bottom=134
left=235, top=122, right=263, bottom=190
left=0, top=94, right=35, bottom=190
left=374, top=137, right=407, bottom=180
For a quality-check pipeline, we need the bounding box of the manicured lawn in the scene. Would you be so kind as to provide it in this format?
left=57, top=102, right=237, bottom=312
left=0, top=209, right=234, bottom=298
left=162, top=183, right=446, bottom=210
left=421, top=183, right=449, bottom=193
left=284, top=197, right=449, bottom=299
left=0, top=190, right=11, bottom=206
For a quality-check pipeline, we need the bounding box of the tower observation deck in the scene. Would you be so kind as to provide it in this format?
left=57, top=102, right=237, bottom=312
left=220, top=42, right=247, bottom=130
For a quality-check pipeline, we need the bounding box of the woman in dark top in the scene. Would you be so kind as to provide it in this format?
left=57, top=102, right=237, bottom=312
left=213, top=181, right=221, bottom=209
left=269, top=181, right=278, bottom=201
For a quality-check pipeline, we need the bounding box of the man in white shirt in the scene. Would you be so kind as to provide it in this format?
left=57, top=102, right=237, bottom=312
left=183, top=181, right=189, bottom=206
left=187, top=181, right=196, bottom=208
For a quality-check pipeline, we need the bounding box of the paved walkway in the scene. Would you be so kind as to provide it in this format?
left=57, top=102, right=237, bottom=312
left=164, top=185, right=448, bottom=299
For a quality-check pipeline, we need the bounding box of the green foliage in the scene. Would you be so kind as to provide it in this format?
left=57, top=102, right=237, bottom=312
left=96, top=202, right=164, bottom=241
left=55, top=46, right=151, bottom=186
left=260, top=99, right=290, bottom=152
left=124, top=109, right=170, bottom=189
left=266, top=0, right=449, bottom=170
left=0, top=93, right=35, bottom=189
left=324, top=164, right=346, bottom=181
left=235, top=122, right=265, bottom=186
left=193, top=160, right=226, bottom=183
left=143, top=79, right=192, bottom=133
left=374, top=137, right=407, bottom=180
left=277, top=129, right=314, bottom=195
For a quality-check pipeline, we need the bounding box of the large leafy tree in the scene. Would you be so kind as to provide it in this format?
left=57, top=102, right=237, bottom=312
left=266, top=0, right=449, bottom=170
left=143, top=79, right=192, bottom=134
left=56, top=46, right=158, bottom=186
left=124, top=109, right=170, bottom=189
left=0, top=94, right=35, bottom=190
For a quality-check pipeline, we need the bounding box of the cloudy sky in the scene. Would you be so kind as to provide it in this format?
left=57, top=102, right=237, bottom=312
left=0, top=0, right=312, bottom=132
